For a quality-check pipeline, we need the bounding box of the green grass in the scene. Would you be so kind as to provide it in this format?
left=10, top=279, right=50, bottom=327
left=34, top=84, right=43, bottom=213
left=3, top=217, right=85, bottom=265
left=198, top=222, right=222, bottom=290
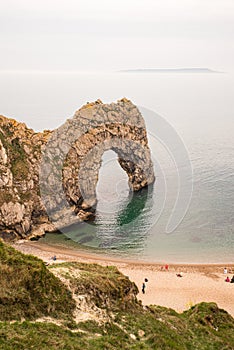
left=0, top=123, right=42, bottom=208
left=111, top=303, right=234, bottom=349
left=0, top=322, right=87, bottom=350
left=8, top=137, right=29, bottom=180
left=0, top=241, right=76, bottom=321
left=49, top=262, right=139, bottom=311
left=0, top=321, right=139, bottom=350
left=0, top=131, right=29, bottom=180
left=1, top=306, right=234, bottom=350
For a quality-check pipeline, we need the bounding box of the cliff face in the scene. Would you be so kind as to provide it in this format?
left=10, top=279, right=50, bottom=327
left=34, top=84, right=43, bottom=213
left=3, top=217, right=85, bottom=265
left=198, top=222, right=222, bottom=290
left=0, top=99, right=154, bottom=241
left=0, top=116, right=52, bottom=240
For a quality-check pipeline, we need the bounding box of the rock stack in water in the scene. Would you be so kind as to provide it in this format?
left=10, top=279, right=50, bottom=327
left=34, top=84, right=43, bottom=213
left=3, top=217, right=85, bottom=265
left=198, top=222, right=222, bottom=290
left=0, top=99, right=155, bottom=241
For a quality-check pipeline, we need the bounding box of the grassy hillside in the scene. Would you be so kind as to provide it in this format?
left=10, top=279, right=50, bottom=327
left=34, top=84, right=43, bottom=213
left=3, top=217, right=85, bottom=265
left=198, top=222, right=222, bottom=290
left=1, top=305, right=234, bottom=350
left=0, top=241, right=234, bottom=349
left=0, top=240, right=75, bottom=320
left=49, top=262, right=139, bottom=312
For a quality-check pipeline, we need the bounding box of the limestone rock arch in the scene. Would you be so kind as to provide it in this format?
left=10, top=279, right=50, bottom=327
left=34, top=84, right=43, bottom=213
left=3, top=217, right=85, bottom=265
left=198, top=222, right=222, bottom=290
left=62, top=99, right=155, bottom=219
left=40, top=98, right=155, bottom=227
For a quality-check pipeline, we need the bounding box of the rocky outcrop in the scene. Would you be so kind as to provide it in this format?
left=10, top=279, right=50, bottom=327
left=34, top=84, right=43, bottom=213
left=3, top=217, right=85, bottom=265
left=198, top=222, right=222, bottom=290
left=0, top=99, right=154, bottom=240
left=0, top=116, right=53, bottom=240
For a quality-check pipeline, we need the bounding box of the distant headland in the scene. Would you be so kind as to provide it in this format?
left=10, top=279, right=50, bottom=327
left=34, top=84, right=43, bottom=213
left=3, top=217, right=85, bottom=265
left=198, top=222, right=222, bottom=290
left=118, top=68, right=222, bottom=73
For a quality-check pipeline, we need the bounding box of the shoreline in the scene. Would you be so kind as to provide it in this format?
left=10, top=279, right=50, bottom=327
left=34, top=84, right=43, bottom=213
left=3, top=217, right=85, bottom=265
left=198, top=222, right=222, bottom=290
left=11, top=240, right=234, bottom=317
left=12, top=239, right=234, bottom=269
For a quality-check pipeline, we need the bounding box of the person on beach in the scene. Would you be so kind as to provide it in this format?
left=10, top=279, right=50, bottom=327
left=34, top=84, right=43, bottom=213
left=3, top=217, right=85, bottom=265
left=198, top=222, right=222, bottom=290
left=176, top=272, right=183, bottom=277
left=225, top=276, right=230, bottom=282
left=142, top=278, right=148, bottom=294
left=142, top=282, right=146, bottom=294
left=230, top=275, right=234, bottom=283
left=224, top=267, right=228, bottom=274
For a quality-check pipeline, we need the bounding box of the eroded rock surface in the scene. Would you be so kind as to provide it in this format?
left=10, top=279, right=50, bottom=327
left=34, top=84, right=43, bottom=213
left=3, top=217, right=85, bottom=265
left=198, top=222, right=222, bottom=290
left=0, top=99, right=154, bottom=240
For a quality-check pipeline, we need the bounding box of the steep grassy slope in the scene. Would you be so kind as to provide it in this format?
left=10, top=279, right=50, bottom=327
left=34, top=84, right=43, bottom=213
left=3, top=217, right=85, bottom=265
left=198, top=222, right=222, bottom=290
left=0, top=240, right=75, bottom=320
left=49, top=262, right=139, bottom=312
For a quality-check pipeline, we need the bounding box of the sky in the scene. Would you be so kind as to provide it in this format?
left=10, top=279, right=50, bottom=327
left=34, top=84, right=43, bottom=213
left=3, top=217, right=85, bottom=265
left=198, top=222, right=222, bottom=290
left=0, top=0, right=234, bottom=72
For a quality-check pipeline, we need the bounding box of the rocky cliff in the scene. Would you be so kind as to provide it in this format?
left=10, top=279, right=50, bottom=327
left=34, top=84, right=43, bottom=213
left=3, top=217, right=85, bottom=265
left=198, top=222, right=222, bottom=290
left=0, top=116, right=52, bottom=240
left=0, top=99, right=154, bottom=241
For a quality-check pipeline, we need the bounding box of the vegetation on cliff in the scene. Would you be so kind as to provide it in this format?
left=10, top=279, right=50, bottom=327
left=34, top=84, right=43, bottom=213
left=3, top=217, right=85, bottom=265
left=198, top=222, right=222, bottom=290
left=0, top=115, right=51, bottom=240
left=0, top=241, right=234, bottom=349
left=49, top=262, right=139, bottom=312
left=0, top=240, right=75, bottom=321
left=0, top=116, right=44, bottom=183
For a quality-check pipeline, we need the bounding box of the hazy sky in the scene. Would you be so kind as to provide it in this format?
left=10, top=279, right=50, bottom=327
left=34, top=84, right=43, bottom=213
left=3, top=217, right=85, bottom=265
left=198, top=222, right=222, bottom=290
left=0, top=0, right=234, bottom=72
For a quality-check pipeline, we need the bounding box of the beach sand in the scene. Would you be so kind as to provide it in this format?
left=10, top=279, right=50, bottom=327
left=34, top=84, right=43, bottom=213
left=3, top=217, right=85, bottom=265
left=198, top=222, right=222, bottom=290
left=12, top=240, right=234, bottom=317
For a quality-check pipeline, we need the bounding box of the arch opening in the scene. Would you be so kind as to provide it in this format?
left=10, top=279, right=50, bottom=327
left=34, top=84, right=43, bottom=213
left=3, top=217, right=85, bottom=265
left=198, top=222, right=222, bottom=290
left=40, top=99, right=156, bottom=228
left=96, top=149, right=129, bottom=207
left=63, top=133, right=154, bottom=220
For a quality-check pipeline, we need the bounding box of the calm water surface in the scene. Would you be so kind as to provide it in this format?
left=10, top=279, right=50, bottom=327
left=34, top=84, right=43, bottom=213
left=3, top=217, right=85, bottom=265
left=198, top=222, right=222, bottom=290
left=0, top=71, right=233, bottom=262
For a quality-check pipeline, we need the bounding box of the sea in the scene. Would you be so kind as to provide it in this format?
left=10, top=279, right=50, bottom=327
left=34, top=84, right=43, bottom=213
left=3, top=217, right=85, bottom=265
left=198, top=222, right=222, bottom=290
left=0, top=70, right=233, bottom=263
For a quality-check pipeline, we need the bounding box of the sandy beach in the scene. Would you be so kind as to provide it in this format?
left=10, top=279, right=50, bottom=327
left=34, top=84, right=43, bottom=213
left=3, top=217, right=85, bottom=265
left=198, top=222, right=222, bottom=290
left=12, top=240, right=234, bottom=318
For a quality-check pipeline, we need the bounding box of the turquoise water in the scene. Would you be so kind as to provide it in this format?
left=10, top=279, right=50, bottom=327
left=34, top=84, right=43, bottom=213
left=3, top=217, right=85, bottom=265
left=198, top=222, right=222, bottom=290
left=40, top=137, right=234, bottom=263
left=1, top=71, right=233, bottom=263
